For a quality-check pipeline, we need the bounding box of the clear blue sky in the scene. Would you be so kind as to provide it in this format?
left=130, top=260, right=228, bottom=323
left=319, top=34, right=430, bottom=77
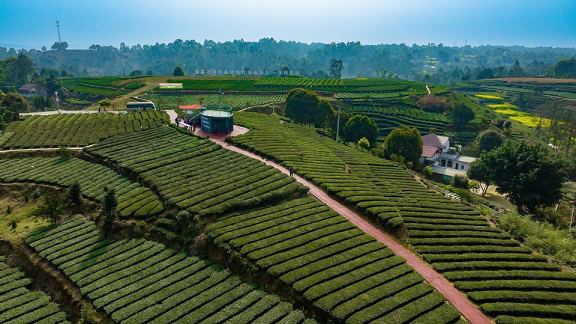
left=1, top=0, right=575, bottom=49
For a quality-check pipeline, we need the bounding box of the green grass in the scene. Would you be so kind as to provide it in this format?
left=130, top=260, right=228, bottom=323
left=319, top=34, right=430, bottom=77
left=0, top=191, right=51, bottom=242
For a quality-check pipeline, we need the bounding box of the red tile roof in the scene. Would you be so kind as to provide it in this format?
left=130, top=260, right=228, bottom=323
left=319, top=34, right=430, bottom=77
left=422, top=145, right=441, bottom=158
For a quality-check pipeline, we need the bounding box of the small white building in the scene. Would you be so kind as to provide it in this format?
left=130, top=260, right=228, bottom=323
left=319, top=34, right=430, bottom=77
left=420, top=133, right=477, bottom=180
left=17, top=84, right=48, bottom=99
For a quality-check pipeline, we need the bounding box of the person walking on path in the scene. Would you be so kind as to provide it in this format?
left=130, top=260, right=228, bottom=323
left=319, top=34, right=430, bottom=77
left=175, top=117, right=179, bottom=127
left=289, top=165, right=294, bottom=177
left=193, top=123, right=196, bottom=132
left=214, top=125, right=218, bottom=134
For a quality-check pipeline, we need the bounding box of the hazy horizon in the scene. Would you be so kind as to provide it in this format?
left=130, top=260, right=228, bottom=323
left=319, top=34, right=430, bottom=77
left=1, top=0, right=575, bottom=50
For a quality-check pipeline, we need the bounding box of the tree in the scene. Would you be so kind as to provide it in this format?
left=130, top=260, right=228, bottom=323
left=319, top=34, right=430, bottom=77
left=451, top=174, right=469, bottom=189
left=315, top=99, right=334, bottom=129
left=51, top=42, right=69, bottom=51
left=173, top=66, right=185, bottom=76
left=67, top=182, right=82, bottom=206
left=451, top=103, right=475, bottom=130
left=101, top=187, right=117, bottom=229
left=36, top=194, right=66, bottom=224
left=358, top=137, right=370, bottom=151
left=0, top=92, right=29, bottom=120
left=329, top=59, right=343, bottom=79
left=285, top=88, right=319, bottom=125
left=502, top=120, right=512, bottom=129
left=197, top=96, right=205, bottom=106
left=477, top=130, right=503, bottom=152
left=467, top=159, right=494, bottom=197
left=422, top=166, right=433, bottom=179
left=382, top=126, right=423, bottom=166
left=129, top=70, right=143, bottom=76
left=343, top=115, right=379, bottom=147
left=0, top=106, right=14, bottom=132
left=97, top=98, right=111, bottom=112
left=471, top=141, right=567, bottom=212
left=417, top=95, right=451, bottom=113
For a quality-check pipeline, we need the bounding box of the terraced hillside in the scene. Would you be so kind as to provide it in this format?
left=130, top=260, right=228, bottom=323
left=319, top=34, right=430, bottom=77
left=0, top=158, right=163, bottom=218
left=26, top=215, right=314, bottom=324
left=161, top=77, right=428, bottom=94
left=342, top=105, right=476, bottom=144
left=2, top=111, right=165, bottom=149
left=144, top=94, right=286, bottom=110
left=62, top=77, right=145, bottom=96
left=85, top=126, right=306, bottom=216
left=207, top=197, right=464, bottom=324
left=0, top=256, right=69, bottom=324
left=230, top=112, right=576, bottom=323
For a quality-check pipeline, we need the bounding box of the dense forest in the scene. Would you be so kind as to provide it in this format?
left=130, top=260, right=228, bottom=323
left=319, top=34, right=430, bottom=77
left=1, top=39, right=575, bottom=82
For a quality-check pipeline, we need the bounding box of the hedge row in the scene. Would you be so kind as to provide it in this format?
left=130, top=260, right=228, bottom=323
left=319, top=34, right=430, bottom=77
left=0, top=158, right=163, bottom=218
left=25, top=215, right=315, bottom=324
left=84, top=126, right=306, bottom=216
left=3, top=111, right=165, bottom=149
left=0, top=259, right=69, bottom=324
left=230, top=112, right=576, bottom=322
left=206, top=197, right=462, bottom=322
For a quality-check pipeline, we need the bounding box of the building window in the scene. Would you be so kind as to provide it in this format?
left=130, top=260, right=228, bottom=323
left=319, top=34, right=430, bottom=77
left=447, top=161, right=453, bottom=168
left=461, top=165, right=465, bottom=170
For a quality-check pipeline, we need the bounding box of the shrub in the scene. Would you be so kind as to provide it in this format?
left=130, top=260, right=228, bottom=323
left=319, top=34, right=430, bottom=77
left=498, top=211, right=576, bottom=267
left=451, top=174, right=469, bottom=189
left=154, top=218, right=179, bottom=232
left=35, top=194, right=66, bottom=223
left=79, top=301, right=97, bottom=324
left=176, top=210, right=191, bottom=222
left=358, top=137, right=370, bottom=151
left=370, top=148, right=384, bottom=158
left=59, top=146, right=73, bottom=159
left=422, top=166, right=433, bottom=179
left=67, top=182, right=82, bottom=205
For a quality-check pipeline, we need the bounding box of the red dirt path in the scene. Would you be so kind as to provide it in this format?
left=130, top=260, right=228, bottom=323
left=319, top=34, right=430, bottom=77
left=166, top=110, right=491, bottom=324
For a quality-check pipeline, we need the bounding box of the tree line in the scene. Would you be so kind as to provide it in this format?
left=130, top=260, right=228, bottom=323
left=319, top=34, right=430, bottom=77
left=2, top=38, right=575, bottom=80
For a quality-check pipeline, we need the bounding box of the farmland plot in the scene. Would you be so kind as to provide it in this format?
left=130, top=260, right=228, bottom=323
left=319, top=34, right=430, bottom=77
left=26, top=216, right=314, bottom=324
left=230, top=112, right=576, bottom=323
left=0, top=158, right=163, bottom=218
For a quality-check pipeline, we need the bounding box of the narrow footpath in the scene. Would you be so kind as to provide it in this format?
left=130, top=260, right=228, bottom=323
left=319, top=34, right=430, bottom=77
left=166, top=110, right=491, bottom=324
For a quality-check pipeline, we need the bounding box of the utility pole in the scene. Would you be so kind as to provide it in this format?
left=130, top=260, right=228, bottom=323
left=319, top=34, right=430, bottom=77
left=335, top=105, right=341, bottom=143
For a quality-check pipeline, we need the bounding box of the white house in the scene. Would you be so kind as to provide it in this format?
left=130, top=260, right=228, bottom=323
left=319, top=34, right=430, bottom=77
left=420, top=133, right=477, bottom=180
left=17, top=84, right=48, bottom=99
